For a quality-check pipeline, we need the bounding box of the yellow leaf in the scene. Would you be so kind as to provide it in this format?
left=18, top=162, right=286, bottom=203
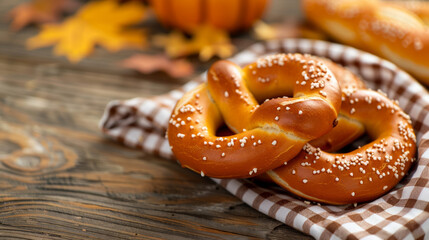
left=253, top=20, right=328, bottom=41
left=153, top=31, right=188, bottom=58
left=253, top=21, right=278, bottom=40
left=27, top=0, right=147, bottom=63
left=154, top=25, right=235, bottom=61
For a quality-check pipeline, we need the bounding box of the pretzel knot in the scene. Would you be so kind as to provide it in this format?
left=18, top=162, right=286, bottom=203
left=167, top=54, right=342, bottom=178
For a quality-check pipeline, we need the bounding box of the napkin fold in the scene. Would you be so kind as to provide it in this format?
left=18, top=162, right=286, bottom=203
left=100, top=39, right=429, bottom=240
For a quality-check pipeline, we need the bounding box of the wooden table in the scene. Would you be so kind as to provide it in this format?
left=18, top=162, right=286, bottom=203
left=0, top=1, right=313, bottom=239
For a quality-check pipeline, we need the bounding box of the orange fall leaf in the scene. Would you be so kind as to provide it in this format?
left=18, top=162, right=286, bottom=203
left=120, top=54, right=194, bottom=78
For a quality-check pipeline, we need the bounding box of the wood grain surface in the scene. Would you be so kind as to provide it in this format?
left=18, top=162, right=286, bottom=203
left=0, top=1, right=313, bottom=239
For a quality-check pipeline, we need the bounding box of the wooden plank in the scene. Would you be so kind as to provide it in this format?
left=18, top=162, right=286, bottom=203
left=0, top=0, right=313, bottom=239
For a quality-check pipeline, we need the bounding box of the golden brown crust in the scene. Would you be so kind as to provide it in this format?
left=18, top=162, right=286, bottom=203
left=309, top=58, right=366, bottom=152
left=302, top=0, right=429, bottom=85
left=317, top=57, right=366, bottom=91
left=268, top=89, right=417, bottom=205
left=167, top=54, right=342, bottom=178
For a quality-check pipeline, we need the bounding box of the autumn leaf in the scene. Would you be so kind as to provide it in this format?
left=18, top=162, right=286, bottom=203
left=153, top=31, right=188, bottom=58
left=8, top=0, right=79, bottom=31
left=253, top=20, right=327, bottom=41
left=27, top=0, right=147, bottom=63
left=120, top=54, right=194, bottom=78
left=153, top=25, right=236, bottom=61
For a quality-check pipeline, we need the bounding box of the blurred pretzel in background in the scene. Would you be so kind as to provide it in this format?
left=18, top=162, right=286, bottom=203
left=302, top=0, right=429, bottom=85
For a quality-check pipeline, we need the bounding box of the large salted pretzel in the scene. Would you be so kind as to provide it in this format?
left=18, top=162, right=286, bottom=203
left=167, top=54, right=342, bottom=178
left=302, top=0, right=429, bottom=85
left=168, top=53, right=417, bottom=204
left=268, top=89, right=417, bottom=205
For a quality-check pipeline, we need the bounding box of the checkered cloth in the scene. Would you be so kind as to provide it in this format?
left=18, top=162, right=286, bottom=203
left=100, top=39, right=429, bottom=239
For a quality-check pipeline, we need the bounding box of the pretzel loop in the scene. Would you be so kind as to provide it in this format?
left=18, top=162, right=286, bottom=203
left=268, top=89, right=417, bottom=205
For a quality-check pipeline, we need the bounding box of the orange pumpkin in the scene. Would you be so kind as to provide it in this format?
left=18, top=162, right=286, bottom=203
left=150, top=0, right=270, bottom=33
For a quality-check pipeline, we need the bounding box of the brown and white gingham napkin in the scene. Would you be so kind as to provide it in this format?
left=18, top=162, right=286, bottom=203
left=100, top=39, right=429, bottom=239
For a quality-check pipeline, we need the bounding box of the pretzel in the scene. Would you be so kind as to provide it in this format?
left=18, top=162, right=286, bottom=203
left=302, top=0, right=429, bottom=85
left=267, top=89, right=417, bottom=205
left=167, top=54, right=342, bottom=178
left=386, top=1, right=429, bottom=25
